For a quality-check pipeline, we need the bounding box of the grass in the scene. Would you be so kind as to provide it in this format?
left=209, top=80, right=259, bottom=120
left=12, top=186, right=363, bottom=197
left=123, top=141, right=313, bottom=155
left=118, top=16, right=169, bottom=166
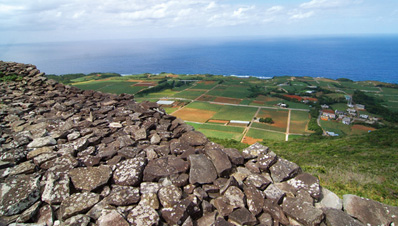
left=212, top=105, right=258, bottom=121
left=174, top=90, right=206, bottom=99
left=186, top=101, right=223, bottom=111
left=73, top=80, right=142, bottom=94
left=252, top=122, right=286, bottom=132
left=194, top=82, right=218, bottom=90
left=187, top=122, right=244, bottom=141
left=246, top=128, right=286, bottom=141
left=289, top=111, right=311, bottom=134
left=208, top=85, right=251, bottom=99
left=320, top=120, right=352, bottom=136
left=265, top=128, right=398, bottom=206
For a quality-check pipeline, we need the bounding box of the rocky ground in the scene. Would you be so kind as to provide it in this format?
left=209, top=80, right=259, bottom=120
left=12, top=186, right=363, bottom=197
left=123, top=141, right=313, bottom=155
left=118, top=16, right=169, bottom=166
left=0, top=61, right=397, bottom=226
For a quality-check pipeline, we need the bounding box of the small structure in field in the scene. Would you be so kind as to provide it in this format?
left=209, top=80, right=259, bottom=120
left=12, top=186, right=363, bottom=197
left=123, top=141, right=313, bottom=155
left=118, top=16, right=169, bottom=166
left=326, top=131, right=339, bottom=136
left=156, top=100, right=175, bottom=107
left=356, top=104, right=365, bottom=110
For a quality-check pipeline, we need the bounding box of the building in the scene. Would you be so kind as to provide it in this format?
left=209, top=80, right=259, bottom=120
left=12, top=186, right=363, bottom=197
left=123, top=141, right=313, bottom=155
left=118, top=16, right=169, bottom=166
left=356, top=104, right=365, bottom=110
left=229, top=120, right=250, bottom=126
left=342, top=117, right=351, bottom=125
left=326, top=131, right=339, bottom=136
left=321, top=104, right=329, bottom=109
left=360, top=114, right=369, bottom=119
left=156, top=100, right=175, bottom=106
left=335, top=110, right=345, bottom=116
left=322, top=109, right=336, bottom=119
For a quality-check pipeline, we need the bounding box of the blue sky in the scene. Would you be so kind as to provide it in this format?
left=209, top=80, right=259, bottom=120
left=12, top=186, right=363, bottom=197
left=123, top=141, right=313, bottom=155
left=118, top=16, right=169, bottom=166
left=0, top=0, right=397, bottom=44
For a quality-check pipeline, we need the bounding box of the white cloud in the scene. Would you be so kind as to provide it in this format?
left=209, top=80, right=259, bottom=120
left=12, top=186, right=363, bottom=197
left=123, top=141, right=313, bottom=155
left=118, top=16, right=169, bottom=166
left=290, top=11, right=314, bottom=19
left=300, top=0, right=356, bottom=9
left=267, top=6, right=284, bottom=14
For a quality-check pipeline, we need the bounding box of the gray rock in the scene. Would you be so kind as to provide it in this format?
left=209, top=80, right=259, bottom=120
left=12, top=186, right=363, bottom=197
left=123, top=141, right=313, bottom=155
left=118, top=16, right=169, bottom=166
left=242, top=142, right=269, bottom=159
left=343, top=194, right=398, bottom=226
left=245, top=174, right=271, bottom=190
left=224, top=186, right=246, bottom=209
left=263, top=199, right=290, bottom=225
left=180, top=131, right=208, bottom=146
left=228, top=207, right=257, bottom=225
left=189, top=154, right=217, bottom=184
left=322, top=208, right=364, bottom=226
left=263, top=183, right=285, bottom=204
left=16, top=201, right=41, bottom=223
left=282, top=196, right=324, bottom=226
left=69, top=165, right=112, bottom=191
left=215, top=217, right=235, bottom=226
left=139, top=193, right=160, bottom=209
left=197, top=212, right=216, bottom=226
left=257, top=212, right=274, bottom=226
left=97, top=209, right=129, bottom=226
left=205, top=147, right=232, bottom=177
left=213, top=197, right=234, bottom=217
left=269, top=158, right=301, bottom=183
left=158, top=184, right=182, bottom=208
left=0, top=175, right=41, bottom=216
left=286, top=173, right=321, bottom=200
left=140, top=182, right=161, bottom=194
left=127, top=204, right=159, bottom=226
left=257, top=151, right=277, bottom=171
left=59, top=192, right=100, bottom=220
left=318, top=188, right=342, bottom=210
left=106, top=185, right=140, bottom=206
left=132, top=128, right=147, bottom=141
left=244, top=184, right=264, bottom=216
left=27, top=146, right=54, bottom=159
left=222, top=148, right=244, bottom=165
left=113, top=157, right=146, bottom=186
left=9, top=160, right=36, bottom=176
left=41, top=172, right=70, bottom=205
left=27, top=136, right=56, bottom=148
left=36, top=205, right=54, bottom=226
left=62, top=214, right=91, bottom=226
left=161, top=198, right=195, bottom=225
left=143, top=156, right=189, bottom=182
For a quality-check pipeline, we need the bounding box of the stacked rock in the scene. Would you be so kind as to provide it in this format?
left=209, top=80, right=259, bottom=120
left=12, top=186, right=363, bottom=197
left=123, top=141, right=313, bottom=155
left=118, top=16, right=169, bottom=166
left=0, top=61, right=397, bottom=226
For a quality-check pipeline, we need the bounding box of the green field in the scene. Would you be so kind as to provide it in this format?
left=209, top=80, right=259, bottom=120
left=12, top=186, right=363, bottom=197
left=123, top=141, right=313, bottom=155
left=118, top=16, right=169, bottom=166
left=247, top=128, right=285, bottom=141
left=320, top=120, right=352, bottom=135
left=187, top=122, right=244, bottom=141
left=207, top=85, right=251, bottom=99
left=251, top=122, right=286, bottom=132
left=211, top=105, right=257, bottom=121
left=186, top=101, right=223, bottom=111
left=73, top=80, right=143, bottom=94
left=289, top=111, right=311, bottom=134
left=174, top=90, right=206, bottom=99
left=194, top=82, right=219, bottom=90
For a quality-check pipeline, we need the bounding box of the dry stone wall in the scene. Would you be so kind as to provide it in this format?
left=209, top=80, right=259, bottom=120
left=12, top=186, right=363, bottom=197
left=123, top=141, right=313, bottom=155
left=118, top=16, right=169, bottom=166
left=0, top=61, right=397, bottom=226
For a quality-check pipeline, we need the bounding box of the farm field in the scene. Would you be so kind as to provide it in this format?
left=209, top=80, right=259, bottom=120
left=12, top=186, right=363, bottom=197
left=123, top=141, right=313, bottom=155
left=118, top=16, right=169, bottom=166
left=186, top=122, right=244, bottom=141
left=289, top=111, right=312, bottom=134
left=246, top=128, right=286, bottom=141
left=73, top=80, right=143, bottom=94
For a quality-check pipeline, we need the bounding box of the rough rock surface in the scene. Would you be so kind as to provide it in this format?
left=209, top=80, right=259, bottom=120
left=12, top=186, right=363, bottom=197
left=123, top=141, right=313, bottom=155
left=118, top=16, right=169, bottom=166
left=0, top=61, right=396, bottom=225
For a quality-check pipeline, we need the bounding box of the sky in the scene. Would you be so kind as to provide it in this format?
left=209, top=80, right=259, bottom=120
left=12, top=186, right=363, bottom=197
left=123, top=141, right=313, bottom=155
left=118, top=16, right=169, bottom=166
left=0, top=0, right=398, bottom=44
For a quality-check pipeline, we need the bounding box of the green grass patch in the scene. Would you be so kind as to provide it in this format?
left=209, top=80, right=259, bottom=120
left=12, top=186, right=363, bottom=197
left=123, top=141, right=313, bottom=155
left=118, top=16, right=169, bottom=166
left=212, top=105, right=257, bottom=121
left=194, top=82, right=218, bottom=90
left=208, top=85, right=251, bottom=99
left=174, top=90, right=206, bottom=99
left=320, top=120, right=352, bottom=136
left=187, top=122, right=244, bottom=141
left=246, top=128, right=285, bottom=141
left=73, top=80, right=141, bottom=94
left=239, top=99, right=253, bottom=105
left=186, top=101, right=223, bottom=111
left=265, top=128, right=398, bottom=206
left=289, top=111, right=311, bottom=134
left=252, top=122, right=286, bottom=132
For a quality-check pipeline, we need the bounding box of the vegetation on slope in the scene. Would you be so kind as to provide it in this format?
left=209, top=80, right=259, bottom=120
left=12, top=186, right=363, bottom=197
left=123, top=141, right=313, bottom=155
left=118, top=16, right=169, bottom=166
left=264, top=127, right=398, bottom=206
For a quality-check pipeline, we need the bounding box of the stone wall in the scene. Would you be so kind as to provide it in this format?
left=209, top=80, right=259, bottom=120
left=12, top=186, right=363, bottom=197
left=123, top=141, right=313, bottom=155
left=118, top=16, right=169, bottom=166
left=0, top=61, right=397, bottom=226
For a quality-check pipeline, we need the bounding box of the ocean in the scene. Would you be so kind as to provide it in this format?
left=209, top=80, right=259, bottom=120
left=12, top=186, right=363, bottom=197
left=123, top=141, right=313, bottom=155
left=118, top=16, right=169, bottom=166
left=1, top=35, right=398, bottom=83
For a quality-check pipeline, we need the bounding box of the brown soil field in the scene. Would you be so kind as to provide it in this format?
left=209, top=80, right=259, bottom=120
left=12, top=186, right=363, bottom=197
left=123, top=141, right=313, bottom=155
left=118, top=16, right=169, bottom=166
left=213, top=97, right=242, bottom=104
left=255, top=95, right=280, bottom=102
left=252, top=100, right=265, bottom=105
left=166, top=74, right=179, bottom=78
left=242, top=136, right=262, bottom=145
left=197, top=95, right=214, bottom=101
left=257, top=110, right=288, bottom=129
left=127, top=80, right=144, bottom=82
left=352, top=125, right=376, bottom=131
left=171, top=108, right=216, bottom=123
left=208, top=119, right=229, bottom=124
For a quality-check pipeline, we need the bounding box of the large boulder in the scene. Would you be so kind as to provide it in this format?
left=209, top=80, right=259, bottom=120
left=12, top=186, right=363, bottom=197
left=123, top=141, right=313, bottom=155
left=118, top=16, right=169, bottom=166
left=69, top=165, right=112, bottom=191
left=59, top=192, right=100, bottom=220
left=343, top=194, right=398, bottom=225
left=0, top=175, right=41, bottom=216
left=113, top=157, right=146, bottom=186
left=188, top=154, right=217, bottom=184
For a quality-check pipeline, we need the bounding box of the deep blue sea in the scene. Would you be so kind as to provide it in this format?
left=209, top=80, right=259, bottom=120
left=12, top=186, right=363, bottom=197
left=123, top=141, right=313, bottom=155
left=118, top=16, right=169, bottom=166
left=1, top=36, right=398, bottom=83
